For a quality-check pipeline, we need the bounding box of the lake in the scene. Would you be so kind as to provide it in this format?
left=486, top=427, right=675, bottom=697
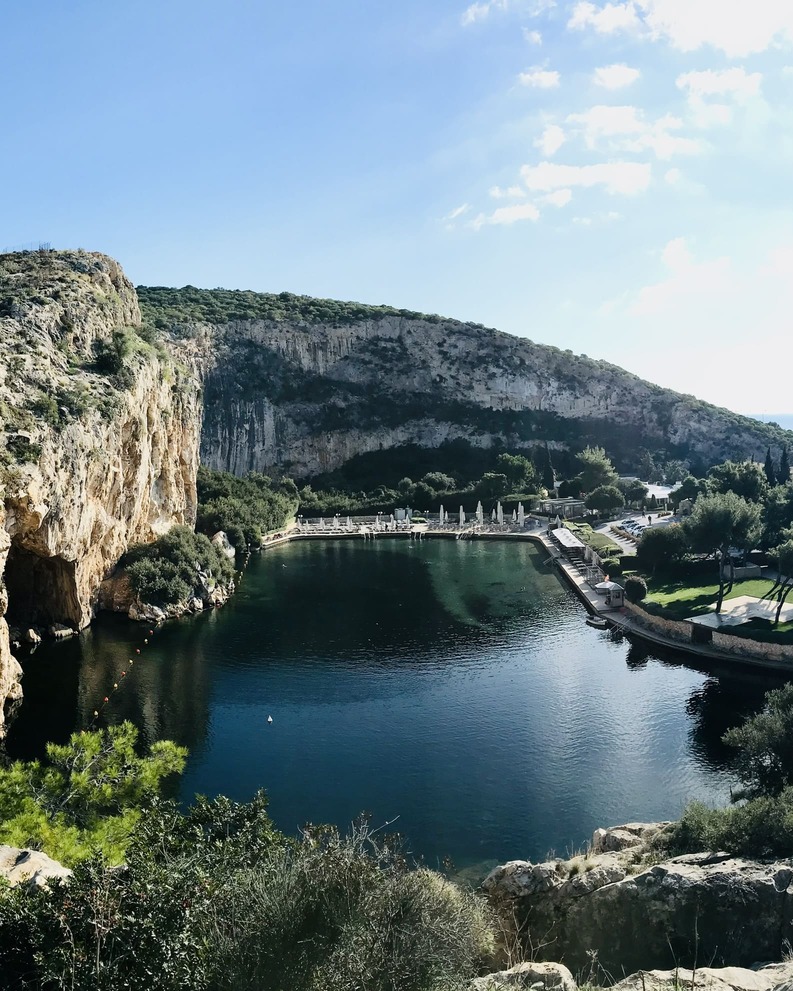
left=4, top=538, right=784, bottom=876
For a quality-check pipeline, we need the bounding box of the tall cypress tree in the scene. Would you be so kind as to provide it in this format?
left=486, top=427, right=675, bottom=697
left=535, top=443, right=555, bottom=491
left=780, top=446, right=791, bottom=486
left=764, top=448, right=777, bottom=487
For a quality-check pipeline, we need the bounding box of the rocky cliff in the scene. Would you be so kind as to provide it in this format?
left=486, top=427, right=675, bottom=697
left=0, top=251, right=202, bottom=736
left=483, top=823, right=793, bottom=975
left=138, top=287, right=793, bottom=480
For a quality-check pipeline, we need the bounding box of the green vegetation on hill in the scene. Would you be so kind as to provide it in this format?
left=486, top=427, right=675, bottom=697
left=196, top=466, right=298, bottom=550
left=137, top=284, right=458, bottom=331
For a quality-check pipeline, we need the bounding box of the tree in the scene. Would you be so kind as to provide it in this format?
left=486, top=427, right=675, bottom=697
left=764, top=448, right=777, bottom=487
left=636, top=449, right=658, bottom=483
left=585, top=485, right=624, bottom=515
left=557, top=476, right=582, bottom=498
left=683, top=491, right=763, bottom=612
left=624, top=576, right=648, bottom=603
left=421, top=472, right=455, bottom=493
left=724, top=683, right=793, bottom=800
left=664, top=459, right=688, bottom=485
left=412, top=481, right=436, bottom=507
left=618, top=478, right=649, bottom=505
left=577, top=446, right=618, bottom=493
left=534, top=444, right=555, bottom=491
left=707, top=460, right=768, bottom=503
left=766, top=539, right=793, bottom=627
left=636, top=524, right=689, bottom=573
left=762, top=482, right=793, bottom=549
left=397, top=477, right=414, bottom=497
left=496, top=453, right=536, bottom=492
left=670, top=475, right=706, bottom=509
left=0, top=723, right=187, bottom=865
left=477, top=472, right=508, bottom=499
left=780, top=446, right=791, bottom=486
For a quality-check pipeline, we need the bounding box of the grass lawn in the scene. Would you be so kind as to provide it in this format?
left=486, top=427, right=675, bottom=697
left=644, top=577, right=777, bottom=620
left=562, top=521, right=620, bottom=556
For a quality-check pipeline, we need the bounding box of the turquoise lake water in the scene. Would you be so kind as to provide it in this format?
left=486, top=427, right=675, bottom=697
left=5, top=539, right=784, bottom=876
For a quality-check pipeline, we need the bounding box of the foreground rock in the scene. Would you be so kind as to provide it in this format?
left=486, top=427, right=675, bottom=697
left=611, top=963, right=793, bottom=991
left=483, top=824, right=793, bottom=975
left=470, top=962, right=576, bottom=990
left=0, top=845, right=72, bottom=888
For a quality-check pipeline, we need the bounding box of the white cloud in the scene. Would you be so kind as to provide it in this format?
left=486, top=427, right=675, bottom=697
left=676, top=67, right=763, bottom=101
left=638, top=0, right=793, bottom=57
left=534, top=124, right=566, bottom=156
left=543, top=189, right=573, bottom=206
left=471, top=202, right=541, bottom=229
left=519, top=68, right=560, bottom=88
left=631, top=236, right=731, bottom=315
left=489, top=184, right=527, bottom=198
left=524, top=28, right=543, bottom=43
left=566, top=105, right=703, bottom=159
left=783, top=66, right=793, bottom=76
left=568, top=1, right=640, bottom=34
left=521, top=160, right=652, bottom=195
left=593, top=64, right=641, bottom=89
left=461, top=0, right=506, bottom=25
left=444, top=203, right=471, bottom=221
left=664, top=167, right=682, bottom=184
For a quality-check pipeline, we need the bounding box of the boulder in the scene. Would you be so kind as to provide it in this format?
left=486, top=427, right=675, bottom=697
left=24, top=628, right=41, bottom=644
left=611, top=962, right=793, bottom=991
left=211, top=531, right=236, bottom=561
left=0, top=845, right=72, bottom=888
left=484, top=829, right=793, bottom=975
left=470, top=962, right=576, bottom=991
left=50, top=623, right=75, bottom=639
left=591, top=823, right=668, bottom=855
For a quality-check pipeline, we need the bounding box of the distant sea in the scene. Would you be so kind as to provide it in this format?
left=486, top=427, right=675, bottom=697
left=751, top=414, right=793, bottom=431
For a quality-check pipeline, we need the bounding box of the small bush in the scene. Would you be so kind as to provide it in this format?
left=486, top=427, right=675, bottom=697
left=667, top=789, right=793, bottom=860
left=624, top=575, right=648, bottom=603
left=124, top=525, right=235, bottom=606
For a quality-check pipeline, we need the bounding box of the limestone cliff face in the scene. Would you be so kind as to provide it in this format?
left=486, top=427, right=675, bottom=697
left=0, top=252, right=202, bottom=736
left=159, top=312, right=792, bottom=479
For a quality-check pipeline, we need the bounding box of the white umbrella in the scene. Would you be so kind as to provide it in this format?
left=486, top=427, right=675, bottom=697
left=459, top=506, right=466, bottom=526
left=555, top=514, right=562, bottom=529
left=407, top=507, right=412, bottom=520
left=512, top=509, right=517, bottom=523
left=497, top=502, right=504, bottom=525
left=439, top=503, right=444, bottom=527
left=346, top=517, right=352, bottom=530
left=518, top=503, right=525, bottom=526
left=476, top=501, right=484, bottom=524
left=319, top=517, right=325, bottom=528
left=491, top=508, right=497, bottom=522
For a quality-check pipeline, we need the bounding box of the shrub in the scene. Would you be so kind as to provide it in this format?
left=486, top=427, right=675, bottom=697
left=636, top=523, right=689, bottom=573
left=667, top=789, right=793, bottom=860
left=624, top=575, right=648, bottom=603
left=0, top=805, right=494, bottom=991
left=124, top=525, right=235, bottom=606
left=600, top=556, right=622, bottom=578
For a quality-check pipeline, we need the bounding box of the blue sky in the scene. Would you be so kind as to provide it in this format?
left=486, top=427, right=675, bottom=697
left=2, top=0, right=791, bottom=413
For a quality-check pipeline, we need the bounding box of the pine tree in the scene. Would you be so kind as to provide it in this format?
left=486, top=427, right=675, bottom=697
left=781, top=446, right=791, bottom=486
left=764, top=448, right=777, bottom=487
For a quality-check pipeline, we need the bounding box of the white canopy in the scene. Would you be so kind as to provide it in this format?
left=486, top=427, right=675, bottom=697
left=595, top=581, right=623, bottom=591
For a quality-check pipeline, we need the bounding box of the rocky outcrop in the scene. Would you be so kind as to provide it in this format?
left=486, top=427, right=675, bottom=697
left=150, top=304, right=793, bottom=479
left=0, top=845, right=72, bottom=888
left=483, top=824, right=793, bottom=976
left=0, top=252, right=202, bottom=734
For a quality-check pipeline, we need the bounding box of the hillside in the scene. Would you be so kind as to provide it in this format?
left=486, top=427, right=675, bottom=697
left=137, top=284, right=793, bottom=480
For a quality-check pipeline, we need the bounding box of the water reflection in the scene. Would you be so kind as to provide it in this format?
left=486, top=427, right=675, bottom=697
left=4, top=539, right=789, bottom=869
